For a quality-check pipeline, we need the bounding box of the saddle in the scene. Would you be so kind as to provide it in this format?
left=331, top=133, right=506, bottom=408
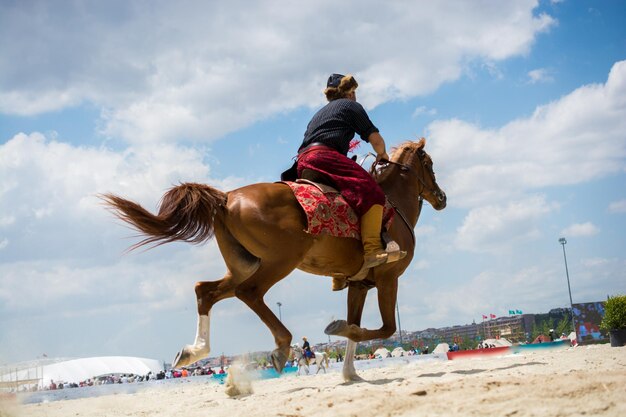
left=281, top=179, right=394, bottom=241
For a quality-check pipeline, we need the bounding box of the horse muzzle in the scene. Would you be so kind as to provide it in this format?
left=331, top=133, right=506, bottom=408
left=434, top=190, right=447, bottom=210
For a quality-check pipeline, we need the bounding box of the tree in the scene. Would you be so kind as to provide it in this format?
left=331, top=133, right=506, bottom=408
left=555, top=317, right=571, bottom=337
left=531, top=319, right=552, bottom=341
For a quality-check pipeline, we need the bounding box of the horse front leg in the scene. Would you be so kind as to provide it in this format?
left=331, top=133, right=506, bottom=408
left=324, top=281, right=369, bottom=381
left=173, top=275, right=236, bottom=368
left=326, top=277, right=398, bottom=343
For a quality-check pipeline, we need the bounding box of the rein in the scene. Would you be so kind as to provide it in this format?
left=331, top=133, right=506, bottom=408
left=386, top=196, right=421, bottom=246
left=364, top=150, right=438, bottom=246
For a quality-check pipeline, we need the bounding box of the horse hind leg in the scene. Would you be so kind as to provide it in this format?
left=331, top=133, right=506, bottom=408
left=316, top=356, right=324, bottom=374
left=235, top=257, right=306, bottom=374
left=342, top=339, right=362, bottom=382
left=173, top=223, right=261, bottom=368
left=172, top=274, right=238, bottom=368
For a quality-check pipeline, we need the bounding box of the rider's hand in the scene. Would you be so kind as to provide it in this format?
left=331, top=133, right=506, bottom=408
left=376, top=152, right=390, bottom=163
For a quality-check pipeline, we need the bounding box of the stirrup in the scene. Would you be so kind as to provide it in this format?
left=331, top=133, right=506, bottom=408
left=385, top=240, right=407, bottom=263
left=363, top=252, right=389, bottom=269
left=347, top=240, right=407, bottom=283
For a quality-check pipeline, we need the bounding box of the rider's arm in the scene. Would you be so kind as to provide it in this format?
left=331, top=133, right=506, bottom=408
left=368, top=132, right=390, bottom=162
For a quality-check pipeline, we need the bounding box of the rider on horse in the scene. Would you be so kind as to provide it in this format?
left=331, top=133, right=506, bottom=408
left=302, top=336, right=313, bottom=365
left=293, top=73, right=406, bottom=276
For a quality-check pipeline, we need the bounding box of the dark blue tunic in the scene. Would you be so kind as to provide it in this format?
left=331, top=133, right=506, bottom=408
left=299, top=99, right=379, bottom=155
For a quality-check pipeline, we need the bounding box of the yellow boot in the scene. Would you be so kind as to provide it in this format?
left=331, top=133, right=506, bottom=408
left=361, top=204, right=390, bottom=269
left=360, top=204, right=407, bottom=270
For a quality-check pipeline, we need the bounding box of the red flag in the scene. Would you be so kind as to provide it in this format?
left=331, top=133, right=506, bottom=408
left=348, top=139, right=361, bottom=152
left=482, top=315, right=488, bottom=319
left=490, top=314, right=496, bottom=319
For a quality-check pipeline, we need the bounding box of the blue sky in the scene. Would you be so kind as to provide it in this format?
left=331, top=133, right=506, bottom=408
left=1, top=0, right=625, bottom=365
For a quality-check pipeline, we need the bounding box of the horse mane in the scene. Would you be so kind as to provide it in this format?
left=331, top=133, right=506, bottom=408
left=389, top=138, right=426, bottom=164
left=372, top=138, right=426, bottom=183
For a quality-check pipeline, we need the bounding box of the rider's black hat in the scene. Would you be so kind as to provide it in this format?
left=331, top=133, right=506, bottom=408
left=327, top=73, right=345, bottom=88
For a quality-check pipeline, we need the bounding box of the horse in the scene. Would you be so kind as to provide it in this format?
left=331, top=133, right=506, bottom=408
left=101, top=137, right=446, bottom=381
left=291, top=345, right=330, bottom=375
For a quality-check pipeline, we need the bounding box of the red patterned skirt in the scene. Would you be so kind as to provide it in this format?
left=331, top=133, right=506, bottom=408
left=297, top=147, right=385, bottom=217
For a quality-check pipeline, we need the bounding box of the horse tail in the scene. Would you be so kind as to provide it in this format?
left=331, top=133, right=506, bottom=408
left=101, top=182, right=227, bottom=250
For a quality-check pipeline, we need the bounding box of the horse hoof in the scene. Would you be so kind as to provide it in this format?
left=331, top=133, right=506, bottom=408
left=325, top=320, right=347, bottom=336
left=172, top=346, right=195, bottom=368
left=172, top=348, right=190, bottom=368
left=172, top=348, right=189, bottom=368
left=271, top=349, right=288, bottom=374
left=343, top=372, right=364, bottom=383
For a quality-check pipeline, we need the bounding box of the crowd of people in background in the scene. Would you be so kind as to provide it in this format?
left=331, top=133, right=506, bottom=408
left=44, top=366, right=228, bottom=391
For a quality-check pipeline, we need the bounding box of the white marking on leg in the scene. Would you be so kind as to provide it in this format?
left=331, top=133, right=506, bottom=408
left=342, top=339, right=359, bottom=381
left=186, top=313, right=211, bottom=363
left=193, top=313, right=211, bottom=352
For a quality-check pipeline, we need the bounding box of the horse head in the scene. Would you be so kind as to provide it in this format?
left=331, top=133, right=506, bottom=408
left=373, top=138, right=447, bottom=212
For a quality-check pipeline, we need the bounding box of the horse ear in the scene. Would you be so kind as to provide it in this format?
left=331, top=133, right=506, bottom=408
left=417, top=137, right=426, bottom=149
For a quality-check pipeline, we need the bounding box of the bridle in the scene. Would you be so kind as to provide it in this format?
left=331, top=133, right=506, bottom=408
left=368, top=149, right=445, bottom=203
left=364, top=148, right=445, bottom=246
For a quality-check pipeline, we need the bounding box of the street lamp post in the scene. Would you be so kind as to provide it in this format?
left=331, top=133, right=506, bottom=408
left=277, top=302, right=282, bottom=322
left=396, top=302, right=403, bottom=346
left=558, top=237, right=576, bottom=333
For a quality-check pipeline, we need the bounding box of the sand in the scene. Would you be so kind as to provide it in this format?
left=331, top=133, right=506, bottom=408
left=3, top=344, right=625, bottom=417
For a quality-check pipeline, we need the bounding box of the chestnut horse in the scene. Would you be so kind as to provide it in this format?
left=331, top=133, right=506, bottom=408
left=101, top=138, right=446, bottom=381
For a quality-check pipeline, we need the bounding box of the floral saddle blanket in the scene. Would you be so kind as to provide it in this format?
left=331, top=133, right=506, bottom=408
left=282, top=180, right=394, bottom=239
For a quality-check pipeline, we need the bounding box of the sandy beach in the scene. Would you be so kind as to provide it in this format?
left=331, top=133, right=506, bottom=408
left=3, top=344, right=625, bottom=417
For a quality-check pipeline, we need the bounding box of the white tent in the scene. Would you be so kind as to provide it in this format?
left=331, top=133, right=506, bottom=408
left=1, top=356, right=163, bottom=389
left=373, top=347, right=391, bottom=358
left=483, top=338, right=512, bottom=347
left=432, top=343, right=449, bottom=354
left=391, top=347, right=406, bottom=357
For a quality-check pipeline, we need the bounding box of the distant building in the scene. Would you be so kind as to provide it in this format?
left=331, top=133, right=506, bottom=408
left=437, top=322, right=481, bottom=343
left=481, top=315, right=532, bottom=342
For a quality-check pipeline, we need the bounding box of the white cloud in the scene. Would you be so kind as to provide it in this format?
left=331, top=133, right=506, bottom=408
left=456, top=195, right=556, bottom=252
left=0, top=216, right=14, bottom=226
left=561, top=222, right=599, bottom=237
left=428, top=60, right=626, bottom=208
left=404, top=265, right=568, bottom=327
left=0, top=1, right=554, bottom=143
left=415, top=225, right=437, bottom=237
left=412, top=106, right=438, bottom=118
left=581, top=257, right=610, bottom=267
left=0, top=132, right=243, bottom=263
left=412, top=259, right=430, bottom=270
left=482, top=61, right=505, bottom=80
left=527, top=68, right=554, bottom=84
left=608, top=199, right=626, bottom=213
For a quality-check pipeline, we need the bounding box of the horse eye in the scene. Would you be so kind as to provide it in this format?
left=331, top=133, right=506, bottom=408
left=400, top=166, right=409, bottom=172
